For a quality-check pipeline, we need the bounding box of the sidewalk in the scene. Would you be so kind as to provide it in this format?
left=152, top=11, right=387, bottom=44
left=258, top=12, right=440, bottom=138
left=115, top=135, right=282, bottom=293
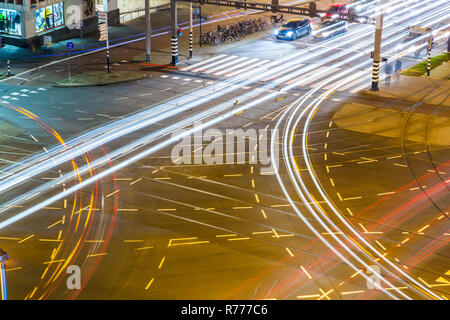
left=52, top=70, right=151, bottom=87
left=334, top=61, right=449, bottom=147
left=360, top=62, right=450, bottom=107
left=1, top=1, right=333, bottom=75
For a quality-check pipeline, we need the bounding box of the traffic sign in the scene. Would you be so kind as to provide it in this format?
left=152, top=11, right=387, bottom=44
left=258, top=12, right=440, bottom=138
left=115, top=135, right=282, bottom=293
left=99, top=23, right=109, bottom=42
left=67, top=42, right=74, bottom=50
left=98, top=11, right=108, bottom=24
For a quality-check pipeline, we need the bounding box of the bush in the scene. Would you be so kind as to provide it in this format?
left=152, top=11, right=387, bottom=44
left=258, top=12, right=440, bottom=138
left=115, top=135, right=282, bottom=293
left=401, top=52, right=450, bottom=77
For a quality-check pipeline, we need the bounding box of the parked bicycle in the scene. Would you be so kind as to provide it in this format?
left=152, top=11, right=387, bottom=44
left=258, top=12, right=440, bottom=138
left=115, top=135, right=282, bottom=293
left=201, top=17, right=269, bottom=46
left=270, top=14, right=285, bottom=25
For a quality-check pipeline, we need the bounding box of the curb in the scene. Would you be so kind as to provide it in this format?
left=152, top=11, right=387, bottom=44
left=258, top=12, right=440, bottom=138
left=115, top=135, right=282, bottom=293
left=52, top=73, right=152, bottom=88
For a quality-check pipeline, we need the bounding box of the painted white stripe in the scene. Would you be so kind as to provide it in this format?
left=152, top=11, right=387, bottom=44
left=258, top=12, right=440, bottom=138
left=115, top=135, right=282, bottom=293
left=181, top=54, right=227, bottom=71
left=225, top=59, right=270, bottom=78
left=262, top=63, right=305, bottom=81
left=350, top=76, right=373, bottom=93
left=214, top=58, right=261, bottom=76
left=190, top=55, right=238, bottom=73
left=206, top=56, right=249, bottom=73
left=325, top=71, right=366, bottom=91
left=284, top=66, right=328, bottom=85
left=308, top=68, right=341, bottom=88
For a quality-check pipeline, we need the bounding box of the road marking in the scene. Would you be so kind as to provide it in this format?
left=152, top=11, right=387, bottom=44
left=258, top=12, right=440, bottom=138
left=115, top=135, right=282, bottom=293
left=341, top=290, right=364, bottom=295
left=145, top=278, right=155, bottom=290
left=214, top=58, right=260, bottom=76
left=252, top=231, right=272, bottom=235
left=181, top=54, right=227, bottom=71
left=47, top=219, right=62, bottom=229
left=106, top=189, right=120, bottom=198
left=86, top=252, right=108, bottom=258
left=158, top=256, right=166, bottom=269
left=134, top=246, right=154, bottom=251
left=417, top=224, right=430, bottom=234
left=0, top=236, right=21, bottom=240
left=377, top=191, right=396, bottom=196
left=260, top=209, right=267, bottom=219
left=129, top=178, right=143, bottom=185
left=285, top=248, right=294, bottom=257
left=168, top=237, right=209, bottom=247
left=318, top=288, right=333, bottom=300
left=18, top=234, right=34, bottom=243
left=190, top=55, right=238, bottom=73
left=270, top=204, right=290, bottom=208
left=375, top=240, right=386, bottom=250
left=226, top=59, right=270, bottom=78
left=227, top=237, right=250, bottom=241
left=297, top=294, right=320, bottom=299
left=394, top=163, right=408, bottom=168
left=300, top=265, right=312, bottom=279
left=343, top=196, right=362, bottom=201
left=6, top=267, right=22, bottom=272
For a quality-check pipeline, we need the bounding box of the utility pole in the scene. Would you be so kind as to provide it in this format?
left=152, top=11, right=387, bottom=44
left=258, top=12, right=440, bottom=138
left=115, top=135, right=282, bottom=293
left=189, top=3, right=193, bottom=59
left=145, top=0, right=151, bottom=61
left=371, top=7, right=383, bottom=91
left=171, top=0, right=179, bottom=65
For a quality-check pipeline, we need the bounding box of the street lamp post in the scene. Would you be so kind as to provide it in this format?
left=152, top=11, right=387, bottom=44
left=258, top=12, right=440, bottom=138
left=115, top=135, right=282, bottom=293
left=0, top=249, right=9, bottom=300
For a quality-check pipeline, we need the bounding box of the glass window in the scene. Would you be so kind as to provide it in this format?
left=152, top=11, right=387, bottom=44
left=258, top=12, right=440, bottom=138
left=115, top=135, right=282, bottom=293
left=35, top=2, right=64, bottom=33
left=0, top=9, right=22, bottom=36
left=53, top=2, right=64, bottom=27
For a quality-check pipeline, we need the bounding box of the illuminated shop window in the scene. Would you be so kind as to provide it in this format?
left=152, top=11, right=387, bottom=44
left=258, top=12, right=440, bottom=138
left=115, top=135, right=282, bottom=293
left=0, top=9, right=22, bottom=36
left=35, top=2, right=64, bottom=33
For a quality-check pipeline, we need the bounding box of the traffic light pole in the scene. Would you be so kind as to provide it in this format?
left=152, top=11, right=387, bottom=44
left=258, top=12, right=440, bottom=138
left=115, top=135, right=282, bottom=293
left=427, top=32, right=433, bottom=76
left=171, top=0, right=179, bottom=65
left=145, top=0, right=151, bottom=61
left=371, top=11, right=383, bottom=91
left=189, top=3, right=193, bottom=59
left=199, top=6, right=202, bottom=48
left=104, top=0, right=111, bottom=73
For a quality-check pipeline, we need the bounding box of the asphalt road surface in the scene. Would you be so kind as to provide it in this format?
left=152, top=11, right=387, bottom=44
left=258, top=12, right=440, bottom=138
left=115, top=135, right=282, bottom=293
left=0, top=0, right=448, bottom=300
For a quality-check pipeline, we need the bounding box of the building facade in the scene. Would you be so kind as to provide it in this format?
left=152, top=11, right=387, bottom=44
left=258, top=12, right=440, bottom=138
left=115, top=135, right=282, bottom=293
left=0, top=0, right=101, bottom=47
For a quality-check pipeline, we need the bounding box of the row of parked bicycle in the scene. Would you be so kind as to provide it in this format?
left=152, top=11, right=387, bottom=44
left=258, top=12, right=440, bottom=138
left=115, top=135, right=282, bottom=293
left=201, top=18, right=269, bottom=46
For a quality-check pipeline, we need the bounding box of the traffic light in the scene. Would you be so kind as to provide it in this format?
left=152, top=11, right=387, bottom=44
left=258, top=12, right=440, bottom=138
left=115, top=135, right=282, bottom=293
left=177, top=28, right=183, bottom=36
